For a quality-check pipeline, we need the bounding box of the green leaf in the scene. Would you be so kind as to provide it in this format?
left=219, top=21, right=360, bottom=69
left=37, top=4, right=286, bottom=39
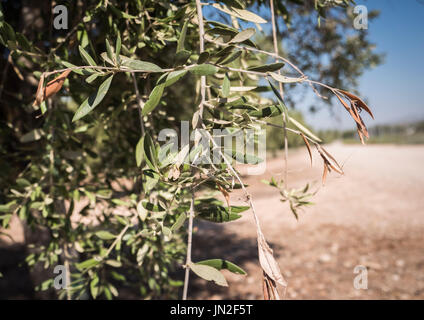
left=16, top=32, right=31, bottom=51
left=142, top=132, right=158, bottom=171
left=1, top=22, right=16, bottom=42
left=189, top=262, right=228, bottom=287
left=61, top=61, right=92, bottom=75
left=248, top=62, right=285, bottom=73
left=105, top=39, right=115, bottom=64
left=85, top=73, right=102, bottom=84
left=72, top=74, right=114, bottom=122
left=222, top=73, right=230, bottom=98
left=90, top=276, right=99, bottom=299
left=174, top=49, right=191, bottom=66
left=216, top=50, right=242, bottom=65
left=112, top=199, right=132, bottom=207
left=142, top=83, right=165, bottom=116
left=229, top=28, right=255, bottom=43
left=76, top=258, right=100, bottom=271
left=223, top=148, right=263, bottom=164
left=214, top=44, right=235, bottom=58
left=95, top=231, right=116, bottom=240
left=142, top=200, right=165, bottom=212
left=189, top=64, right=218, bottom=76
left=157, top=70, right=188, bottom=87
left=78, top=45, right=97, bottom=66
left=0, top=201, right=16, bottom=213
left=115, top=33, right=121, bottom=64
left=220, top=0, right=246, bottom=9
left=20, top=129, right=44, bottom=143
left=270, top=72, right=304, bottom=83
left=197, top=52, right=210, bottom=64
left=177, top=19, right=189, bottom=52
left=196, top=259, right=246, bottom=275
left=137, top=201, right=148, bottom=221
left=211, top=3, right=267, bottom=24
left=171, top=213, right=186, bottom=231
left=268, top=80, right=289, bottom=119
left=135, top=136, right=144, bottom=167
left=100, top=52, right=116, bottom=66
left=289, top=116, right=322, bottom=142
left=196, top=204, right=243, bottom=223
left=229, top=206, right=250, bottom=214
left=121, top=58, right=163, bottom=72
left=248, top=105, right=282, bottom=118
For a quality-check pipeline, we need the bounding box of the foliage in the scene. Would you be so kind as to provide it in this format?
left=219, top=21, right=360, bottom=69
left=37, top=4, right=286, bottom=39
left=0, top=0, right=378, bottom=299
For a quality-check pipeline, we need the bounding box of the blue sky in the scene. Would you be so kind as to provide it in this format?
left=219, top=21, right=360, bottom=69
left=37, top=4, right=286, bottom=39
left=299, top=0, right=424, bottom=130
left=205, top=0, right=424, bottom=130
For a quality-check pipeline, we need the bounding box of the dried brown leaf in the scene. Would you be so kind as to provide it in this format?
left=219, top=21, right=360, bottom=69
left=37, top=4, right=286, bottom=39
left=33, top=70, right=71, bottom=107
left=217, top=184, right=230, bottom=210
left=45, top=69, right=71, bottom=99
left=257, top=231, right=287, bottom=292
left=316, top=144, right=344, bottom=175
left=262, top=272, right=279, bottom=300
left=300, top=133, right=313, bottom=166
left=357, top=126, right=365, bottom=145
left=322, top=162, right=329, bottom=185
left=32, top=73, right=45, bottom=107
left=338, top=89, right=374, bottom=119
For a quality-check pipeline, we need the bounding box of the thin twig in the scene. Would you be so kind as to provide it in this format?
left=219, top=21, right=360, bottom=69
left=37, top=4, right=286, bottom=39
left=269, top=0, right=288, bottom=187
left=182, top=193, right=195, bottom=300
left=131, top=72, right=145, bottom=135
left=182, top=0, right=206, bottom=300
left=104, top=225, right=129, bottom=257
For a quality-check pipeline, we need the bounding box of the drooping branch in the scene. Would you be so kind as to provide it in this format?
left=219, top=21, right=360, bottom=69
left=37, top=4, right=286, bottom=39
left=270, top=0, right=289, bottom=187
left=182, top=0, right=207, bottom=300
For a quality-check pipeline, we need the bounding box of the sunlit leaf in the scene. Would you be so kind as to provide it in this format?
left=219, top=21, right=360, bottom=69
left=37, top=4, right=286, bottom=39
left=190, top=262, right=228, bottom=287
left=189, top=64, right=218, bottom=76
left=142, top=83, right=165, bottom=116
left=212, top=4, right=267, bottom=24
left=73, top=74, right=114, bottom=121
left=197, top=259, right=247, bottom=275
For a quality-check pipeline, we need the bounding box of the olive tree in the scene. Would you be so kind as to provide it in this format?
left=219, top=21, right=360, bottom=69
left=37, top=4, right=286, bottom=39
left=0, top=0, right=378, bottom=299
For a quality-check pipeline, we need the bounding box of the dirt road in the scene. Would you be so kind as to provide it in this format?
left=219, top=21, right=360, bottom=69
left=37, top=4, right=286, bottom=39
left=190, top=143, right=424, bottom=299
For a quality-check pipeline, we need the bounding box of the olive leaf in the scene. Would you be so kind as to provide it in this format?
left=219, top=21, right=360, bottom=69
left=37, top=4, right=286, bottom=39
left=189, top=64, right=218, bottom=76
left=142, top=83, right=165, bottom=116
left=121, top=58, right=163, bottom=72
left=229, top=28, right=255, bottom=43
left=197, top=259, right=247, bottom=275
left=73, top=74, right=114, bottom=122
left=78, top=45, right=97, bottom=66
left=248, top=62, right=285, bottom=73
left=288, top=116, right=322, bottom=143
left=212, top=3, right=267, bottom=24
left=189, top=262, right=228, bottom=287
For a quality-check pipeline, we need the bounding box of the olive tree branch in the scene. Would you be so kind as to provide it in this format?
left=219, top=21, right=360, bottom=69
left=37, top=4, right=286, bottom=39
left=182, top=0, right=206, bottom=301
left=269, top=0, right=289, bottom=187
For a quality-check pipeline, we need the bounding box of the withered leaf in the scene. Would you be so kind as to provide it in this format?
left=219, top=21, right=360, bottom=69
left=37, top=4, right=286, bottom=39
left=33, top=73, right=45, bottom=107
left=315, top=144, right=343, bottom=175
left=257, top=231, right=287, bottom=292
left=262, top=271, right=280, bottom=300
left=217, top=184, right=230, bottom=210
left=338, top=89, right=374, bottom=119
left=33, top=69, right=71, bottom=107
left=322, top=162, right=329, bottom=185
left=300, top=133, right=313, bottom=166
